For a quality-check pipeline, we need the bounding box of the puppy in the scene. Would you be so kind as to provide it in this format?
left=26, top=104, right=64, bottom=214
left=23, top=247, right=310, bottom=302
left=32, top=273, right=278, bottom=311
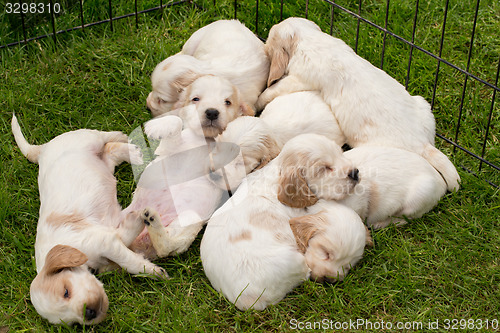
left=338, top=146, right=448, bottom=229
left=200, top=134, right=360, bottom=310
left=260, top=17, right=460, bottom=192
left=173, top=75, right=254, bottom=138
left=12, top=115, right=167, bottom=325
left=126, top=114, right=244, bottom=258
left=289, top=200, right=371, bottom=283
left=147, top=20, right=269, bottom=116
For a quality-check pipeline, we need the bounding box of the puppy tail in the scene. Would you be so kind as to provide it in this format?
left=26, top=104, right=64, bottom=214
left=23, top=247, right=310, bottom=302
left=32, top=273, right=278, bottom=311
left=11, top=114, right=42, bottom=163
left=422, top=144, right=460, bottom=192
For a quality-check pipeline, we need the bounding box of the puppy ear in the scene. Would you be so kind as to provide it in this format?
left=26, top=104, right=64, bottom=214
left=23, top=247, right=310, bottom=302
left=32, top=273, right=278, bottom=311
left=265, top=31, right=296, bottom=88
left=239, top=102, right=255, bottom=116
left=289, top=213, right=323, bottom=254
left=365, top=226, right=374, bottom=247
left=278, top=166, right=318, bottom=208
left=43, top=245, right=88, bottom=275
left=170, top=70, right=202, bottom=94
left=254, top=135, right=280, bottom=170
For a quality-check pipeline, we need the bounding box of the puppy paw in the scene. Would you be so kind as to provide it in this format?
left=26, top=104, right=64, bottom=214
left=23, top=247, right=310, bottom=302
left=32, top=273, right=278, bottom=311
left=127, top=144, right=144, bottom=165
left=144, top=116, right=183, bottom=140
left=141, top=208, right=161, bottom=228
left=152, top=266, right=170, bottom=280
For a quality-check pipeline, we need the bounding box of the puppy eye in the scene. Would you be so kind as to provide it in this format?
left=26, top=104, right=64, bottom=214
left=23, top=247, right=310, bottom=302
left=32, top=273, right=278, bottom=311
left=325, top=166, right=333, bottom=172
left=64, top=289, right=70, bottom=299
left=225, top=100, right=232, bottom=106
left=192, top=97, right=200, bottom=102
left=157, top=98, right=165, bottom=104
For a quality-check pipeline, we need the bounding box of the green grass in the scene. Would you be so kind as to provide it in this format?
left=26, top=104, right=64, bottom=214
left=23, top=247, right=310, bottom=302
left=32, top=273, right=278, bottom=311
left=1, top=0, right=499, bottom=331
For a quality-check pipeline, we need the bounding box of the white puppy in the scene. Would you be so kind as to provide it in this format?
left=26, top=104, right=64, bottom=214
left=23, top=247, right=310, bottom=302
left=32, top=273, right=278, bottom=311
left=338, top=146, right=448, bottom=229
left=147, top=20, right=269, bottom=116
left=173, top=75, right=254, bottom=138
left=11, top=115, right=167, bottom=325
left=201, top=134, right=360, bottom=310
left=127, top=114, right=243, bottom=258
left=260, top=17, right=460, bottom=192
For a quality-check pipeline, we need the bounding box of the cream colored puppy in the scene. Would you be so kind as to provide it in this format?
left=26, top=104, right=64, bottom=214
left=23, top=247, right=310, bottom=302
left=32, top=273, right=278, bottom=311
left=12, top=115, right=167, bottom=325
left=173, top=75, right=254, bottom=138
left=147, top=20, right=269, bottom=116
left=338, top=146, right=448, bottom=229
left=201, top=134, right=360, bottom=311
left=260, top=17, right=460, bottom=192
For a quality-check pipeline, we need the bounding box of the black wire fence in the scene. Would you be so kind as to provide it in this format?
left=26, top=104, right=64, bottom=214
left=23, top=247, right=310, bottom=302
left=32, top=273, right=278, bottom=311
left=1, top=0, right=499, bottom=188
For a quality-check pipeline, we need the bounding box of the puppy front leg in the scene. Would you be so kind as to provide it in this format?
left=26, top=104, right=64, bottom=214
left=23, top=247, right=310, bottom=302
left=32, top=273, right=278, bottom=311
left=143, top=209, right=204, bottom=257
left=256, top=75, right=311, bottom=110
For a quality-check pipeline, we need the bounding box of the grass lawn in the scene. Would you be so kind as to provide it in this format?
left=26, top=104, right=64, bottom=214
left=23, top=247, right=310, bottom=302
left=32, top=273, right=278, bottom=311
left=0, top=0, right=499, bottom=331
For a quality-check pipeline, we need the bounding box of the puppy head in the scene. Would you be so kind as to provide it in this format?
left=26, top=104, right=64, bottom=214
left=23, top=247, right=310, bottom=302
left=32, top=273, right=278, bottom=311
left=265, top=17, right=321, bottom=87
left=277, top=134, right=358, bottom=208
left=147, top=55, right=206, bottom=117
left=290, top=209, right=370, bottom=283
left=30, top=245, right=109, bottom=325
left=177, top=75, right=254, bottom=138
left=209, top=117, right=280, bottom=191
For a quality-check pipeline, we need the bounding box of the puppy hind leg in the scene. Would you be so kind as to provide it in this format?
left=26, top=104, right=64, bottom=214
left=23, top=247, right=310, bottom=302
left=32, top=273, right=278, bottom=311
left=102, top=142, right=144, bottom=170
left=117, top=210, right=148, bottom=247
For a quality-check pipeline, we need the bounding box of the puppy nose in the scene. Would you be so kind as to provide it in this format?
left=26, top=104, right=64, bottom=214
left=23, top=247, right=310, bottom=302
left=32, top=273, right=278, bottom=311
left=85, top=307, right=97, bottom=321
left=205, top=108, right=219, bottom=120
left=348, top=168, right=359, bottom=181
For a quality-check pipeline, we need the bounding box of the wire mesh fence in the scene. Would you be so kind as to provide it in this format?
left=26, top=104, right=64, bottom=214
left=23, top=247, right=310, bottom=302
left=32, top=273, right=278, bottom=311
left=1, top=0, right=498, bottom=187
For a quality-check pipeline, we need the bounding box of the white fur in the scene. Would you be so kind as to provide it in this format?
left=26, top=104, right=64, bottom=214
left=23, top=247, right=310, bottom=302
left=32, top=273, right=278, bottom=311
left=11, top=115, right=167, bottom=325
left=200, top=134, right=360, bottom=310
left=147, top=20, right=269, bottom=116
left=338, top=146, right=448, bottom=229
left=260, top=17, right=460, bottom=192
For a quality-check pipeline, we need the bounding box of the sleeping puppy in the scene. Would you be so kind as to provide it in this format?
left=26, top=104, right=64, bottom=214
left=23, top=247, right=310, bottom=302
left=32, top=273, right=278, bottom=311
left=173, top=75, right=254, bottom=138
left=12, top=115, right=167, bottom=325
left=201, top=134, right=360, bottom=311
left=338, top=146, right=448, bottom=229
left=147, top=20, right=269, bottom=116
left=260, top=17, right=460, bottom=192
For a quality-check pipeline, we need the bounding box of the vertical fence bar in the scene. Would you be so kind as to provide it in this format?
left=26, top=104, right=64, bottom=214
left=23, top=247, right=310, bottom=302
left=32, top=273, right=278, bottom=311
left=404, top=0, right=419, bottom=89
left=453, top=0, right=481, bottom=152
left=430, top=0, right=449, bottom=109
left=255, top=0, right=259, bottom=36
left=305, top=0, right=309, bottom=19
left=380, top=0, right=390, bottom=69
left=479, top=56, right=500, bottom=171
left=329, top=3, right=334, bottom=35
left=49, top=0, right=57, bottom=45
left=135, top=0, right=139, bottom=29
left=234, top=0, right=237, bottom=19
left=354, top=0, right=361, bottom=53
left=109, top=0, right=113, bottom=31
left=19, top=0, right=28, bottom=44
left=79, top=0, right=85, bottom=30
left=280, top=0, right=284, bottom=21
